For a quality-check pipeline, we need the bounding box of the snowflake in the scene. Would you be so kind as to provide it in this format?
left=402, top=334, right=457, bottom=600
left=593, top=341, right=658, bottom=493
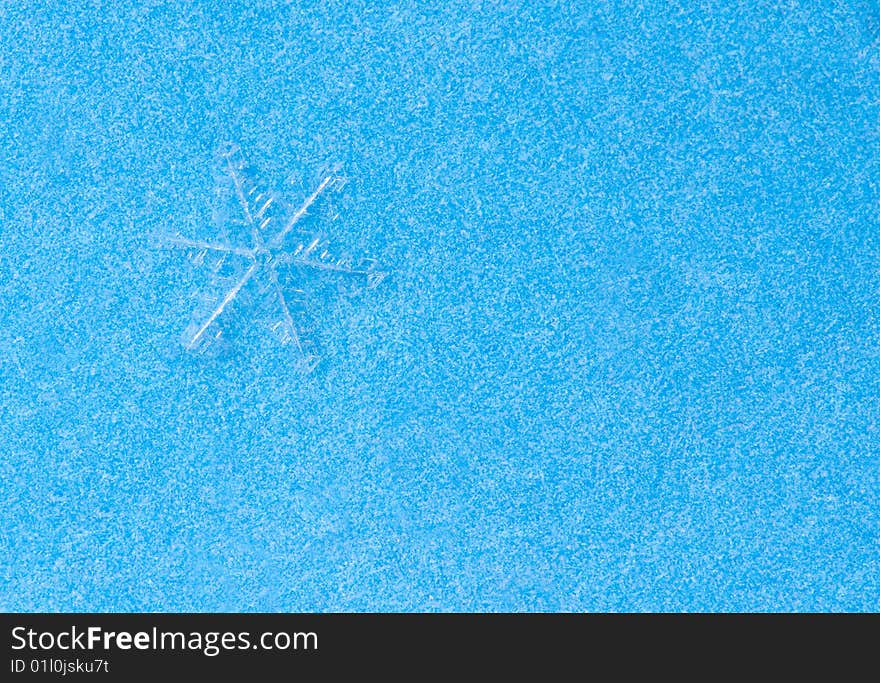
left=169, top=144, right=387, bottom=370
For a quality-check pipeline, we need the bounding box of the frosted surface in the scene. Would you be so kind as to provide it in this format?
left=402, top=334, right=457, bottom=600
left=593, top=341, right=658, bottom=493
left=1, top=1, right=878, bottom=611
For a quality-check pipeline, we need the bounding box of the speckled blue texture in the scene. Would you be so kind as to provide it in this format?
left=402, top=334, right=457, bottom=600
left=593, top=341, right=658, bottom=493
left=1, top=1, right=878, bottom=612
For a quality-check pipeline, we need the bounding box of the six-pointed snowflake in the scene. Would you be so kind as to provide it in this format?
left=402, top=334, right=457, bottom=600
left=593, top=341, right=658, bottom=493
left=170, top=144, right=387, bottom=370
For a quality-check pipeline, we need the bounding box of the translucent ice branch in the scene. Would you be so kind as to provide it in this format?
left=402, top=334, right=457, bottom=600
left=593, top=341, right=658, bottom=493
left=185, top=261, right=258, bottom=349
left=268, top=175, right=335, bottom=249
left=225, top=154, right=265, bottom=249
left=265, top=267, right=305, bottom=355
left=275, top=252, right=388, bottom=288
left=169, top=235, right=254, bottom=258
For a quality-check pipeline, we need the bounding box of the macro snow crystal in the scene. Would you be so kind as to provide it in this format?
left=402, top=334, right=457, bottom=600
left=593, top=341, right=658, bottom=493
left=168, top=144, right=387, bottom=370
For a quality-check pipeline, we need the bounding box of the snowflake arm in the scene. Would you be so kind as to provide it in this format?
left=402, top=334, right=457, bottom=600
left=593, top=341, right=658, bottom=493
left=267, top=175, right=336, bottom=249
left=169, top=235, right=254, bottom=258
left=185, top=261, right=259, bottom=350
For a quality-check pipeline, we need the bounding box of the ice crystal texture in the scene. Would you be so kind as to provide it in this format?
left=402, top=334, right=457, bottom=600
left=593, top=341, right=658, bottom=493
left=1, top=1, right=878, bottom=612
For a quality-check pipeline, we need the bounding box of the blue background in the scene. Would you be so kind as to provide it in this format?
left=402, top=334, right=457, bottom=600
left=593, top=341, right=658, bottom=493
left=1, top=0, right=878, bottom=611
